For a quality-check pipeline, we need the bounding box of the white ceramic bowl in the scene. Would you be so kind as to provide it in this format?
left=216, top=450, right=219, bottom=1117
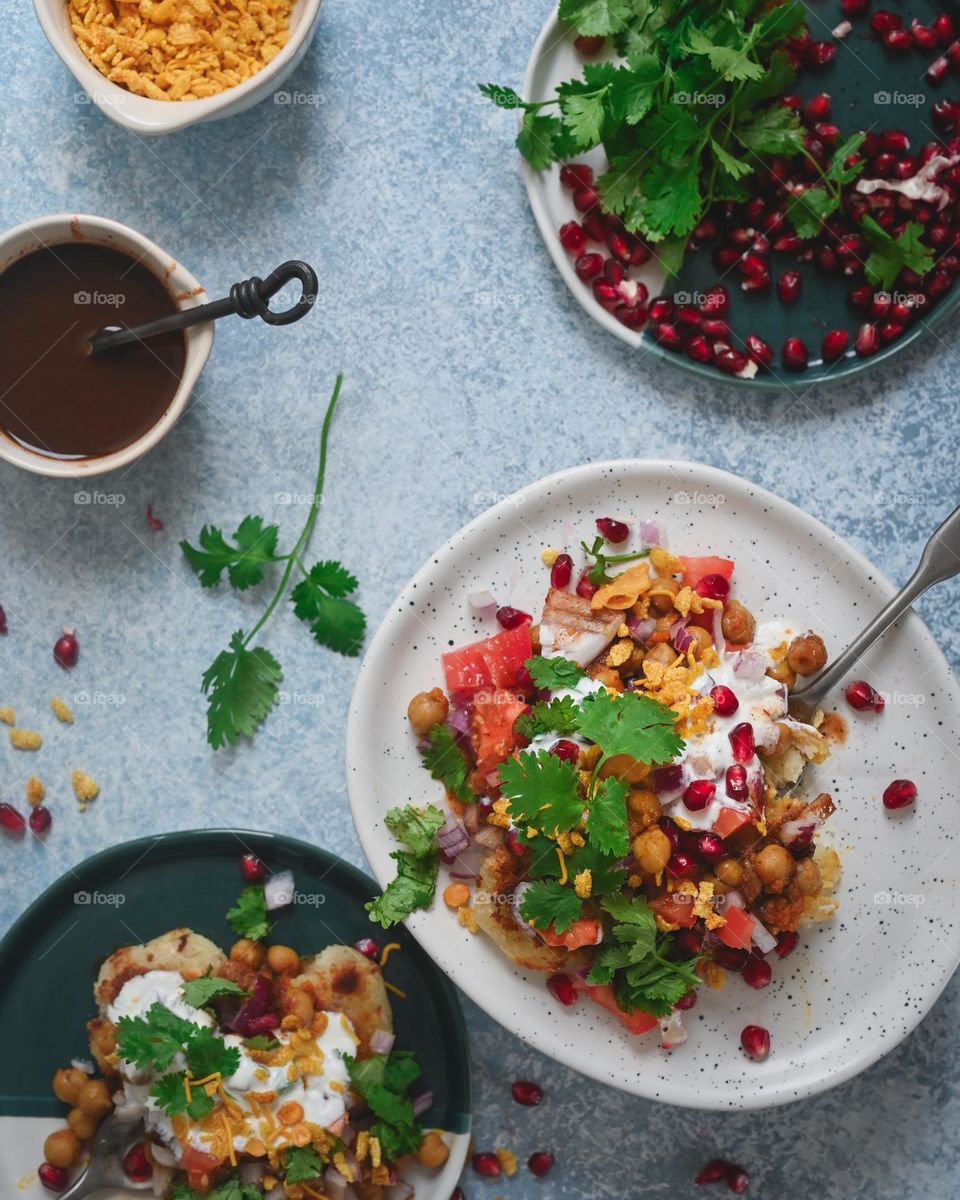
left=33, top=0, right=323, bottom=135
left=0, top=213, right=213, bottom=479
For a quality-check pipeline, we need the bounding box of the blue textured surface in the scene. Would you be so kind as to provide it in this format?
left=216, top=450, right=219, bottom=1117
left=2, top=2, right=960, bottom=1197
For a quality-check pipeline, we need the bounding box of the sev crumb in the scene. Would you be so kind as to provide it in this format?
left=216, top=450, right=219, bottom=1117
left=0, top=707, right=14, bottom=725
left=67, top=0, right=294, bottom=103
left=540, top=547, right=560, bottom=566
left=26, top=777, right=45, bottom=807
left=495, top=1148, right=518, bottom=1177
left=51, top=697, right=74, bottom=724
left=9, top=728, right=42, bottom=750
left=72, top=770, right=100, bottom=803
left=456, top=904, right=479, bottom=933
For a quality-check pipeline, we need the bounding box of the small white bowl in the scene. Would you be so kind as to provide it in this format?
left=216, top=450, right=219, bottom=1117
left=33, top=0, right=323, bottom=135
left=0, top=213, right=213, bottom=479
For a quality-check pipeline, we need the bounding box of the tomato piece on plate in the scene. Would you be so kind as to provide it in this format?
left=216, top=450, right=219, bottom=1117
left=581, top=982, right=659, bottom=1034
left=181, top=1147, right=224, bottom=1192
left=712, top=807, right=754, bottom=839
left=442, top=624, right=533, bottom=694
left=716, top=904, right=756, bottom=949
left=680, top=555, right=735, bottom=589
left=540, top=917, right=601, bottom=951
left=650, top=893, right=698, bottom=928
left=471, top=688, right=530, bottom=780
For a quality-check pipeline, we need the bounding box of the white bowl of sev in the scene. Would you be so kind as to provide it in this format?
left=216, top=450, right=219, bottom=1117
left=34, top=0, right=324, bottom=135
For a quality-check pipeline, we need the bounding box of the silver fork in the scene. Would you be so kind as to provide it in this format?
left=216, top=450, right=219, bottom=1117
left=60, top=1113, right=153, bottom=1199
left=791, top=503, right=960, bottom=711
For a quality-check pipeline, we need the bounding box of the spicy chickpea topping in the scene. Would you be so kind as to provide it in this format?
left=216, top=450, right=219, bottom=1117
left=787, top=632, right=828, bottom=677
left=407, top=688, right=449, bottom=737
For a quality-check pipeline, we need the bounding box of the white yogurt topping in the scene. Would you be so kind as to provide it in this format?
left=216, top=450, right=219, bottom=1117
left=527, top=674, right=606, bottom=756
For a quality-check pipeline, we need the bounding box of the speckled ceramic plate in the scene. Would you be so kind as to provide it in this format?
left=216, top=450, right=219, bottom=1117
left=0, top=829, right=471, bottom=1198
left=347, top=460, right=960, bottom=1109
left=521, top=3, right=960, bottom=390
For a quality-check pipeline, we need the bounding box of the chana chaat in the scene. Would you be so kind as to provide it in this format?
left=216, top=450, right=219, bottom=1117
left=371, top=519, right=841, bottom=1050
left=38, top=872, right=448, bottom=1198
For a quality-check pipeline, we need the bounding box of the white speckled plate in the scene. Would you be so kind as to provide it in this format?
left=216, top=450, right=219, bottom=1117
left=347, top=460, right=960, bottom=1109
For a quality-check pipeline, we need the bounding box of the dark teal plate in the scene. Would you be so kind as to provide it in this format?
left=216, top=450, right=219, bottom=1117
left=0, top=829, right=472, bottom=1138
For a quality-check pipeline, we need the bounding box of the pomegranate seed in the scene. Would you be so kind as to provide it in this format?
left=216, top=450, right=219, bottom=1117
left=676, top=928, right=702, bottom=957
left=710, top=685, right=739, bottom=716
left=496, top=606, right=532, bottom=630
left=574, top=34, right=604, bottom=54
left=932, top=99, right=959, bottom=129
left=450, top=1190, right=465, bottom=1200
left=781, top=92, right=802, bottom=110
left=240, top=852, right=266, bottom=882
left=884, top=28, right=914, bottom=49
left=742, top=956, right=772, bottom=989
left=883, top=778, right=917, bottom=810
left=596, top=516, right=629, bottom=543
left=648, top=297, right=673, bottom=322
left=607, top=231, right=633, bottom=263
left=844, top=679, right=885, bottom=712
left=728, top=1166, right=750, bottom=1194
left=927, top=270, right=953, bottom=300
left=855, top=322, right=881, bottom=356
left=652, top=322, right=683, bottom=352
left=949, top=38, right=960, bottom=67
left=814, top=123, right=839, bottom=146
left=0, top=803, right=26, bottom=833
left=559, top=163, right=593, bottom=190
left=713, top=945, right=750, bottom=971
left=714, top=348, right=750, bottom=376
left=695, top=573, right=730, bottom=601
left=675, top=304, right=704, bottom=329
left=725, top=764, right=748, bottom=800
left=693, top=217, right=719, bottom=240
left=550, top=552, right=573, bottom=588
left=630, top=242, right=652, bottom=267
left=575, top=252, right=603, bottom=282
left=870, top=10, right=902, bottom=34
left=927, top=221, right=953, bottom=246
left=695, top=1159, right=731, bottom=1185
left=667, top=850, right=698, bottom=878
left=912, top=21, right=939, bottom=51
left=575, top=571, right=596, bottom=600
left=808, top=40, right=836, bottom=65
left=777, top=271, right=802, bottom=304
left=38, top=1164, right=69, bottom=1192
left=740, top=1024, right=771, bottom=1061
left=882, top=130, right=910, bottom=155
left=775, top=931, right=799, bottom=958
left=699, top=284, right=730, bottom=316
left=714, top=246, right=742, bottom=270
left=550, top=739, right=580, bottom=763
left=698, top=833, right=726, bottom=864
left=675, top=990, right=698, bottom=1010
left=880, top=320, right=905, bottom=344
left=592, top=279, right=619, bottom=312
left=840, top=0, right=869, bottom=13
left=935, top=15, right=956, bottom=43
left=745, top=334, right=774, bottom=368
left=821, top=329, right=850, bottom=361
left=29, top=805, right=52, bottom=834
left=803, top=92, right=831, bottom=122
left=505, top=828, right=527, bottom=858
left=683, top=780, right=716, bottom=812
left=0, top=604, right=7, bottom=634
left=848, top=285, right=873, bottom=311
left=547, top=972, right=578, bottom=1007
left=123, top=1143, right=151, bottom=1183
left=528, top=1151, right=555, bottom=1178
left=511, top=1079, right=543, bottom=1106
left=354, top=937, right=380, bottom=959
left=816, top=245, right=839, bottom=272
left=472, top=1152, right=501, bottom=1178
left=686, top=335, right=713, bottom=364
left=928, top=55, right=951, bottom=84
left=658, top=816, right=681, bottom=850
left=53, top=628, right=79, bottom=669
left=582, top=211, right=607, bottom=241
left=729, top=722, right=755, bottom=763
left=572, top=186, right=599, bottom=213
left=703, top=319, right=732, bottom=340
left=559, top=221, right=586, bottom=253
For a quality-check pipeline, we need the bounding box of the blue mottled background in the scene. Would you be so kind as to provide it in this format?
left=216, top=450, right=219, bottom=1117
left=2, top=1, right=960, bottom=1197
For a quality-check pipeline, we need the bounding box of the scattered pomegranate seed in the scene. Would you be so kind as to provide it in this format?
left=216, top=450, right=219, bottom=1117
left=728, top=722, right=756, bottom=763
left=710, top=685, right=739, bottom=717
left=240, top=852, right=266, bottom=882
left=742, top=956, right=772, bottom=989
left=775, top=931, right=799, bottom=958
left=37, top=1164, right=69, bottom=1192
left=354, top=937, right=380, bottom=959
left=713, top=945, right=750, bottom=971
left=844, top=679, right=885, bottom=712
left=582, top=210, right=607, bottom=241
left=912, top=21, right=939, bottom=51
left=870, top=10, right=902, bottom=34
left=511, top=1079, right=543, bottom=1106
left=698, top=833, right=726, bottom=864
left=0, top=604, right=7, bottom=634
left=559, top=221, right=587, bottom=253
left=928, top=55, right=951, bottom=84
left=575, top=571, right=596, bottom=600
left=675, top=990, right=698, bottom=1010
left=559, top=163, right=593, bottom=190
left=740, top=1024, right=771, bottom=1061
left=745, top=334, right=773, bottom=368
left=695, top=1159, right=731, bottom=1185
left=668, top=850, right=698, bottom=878
left=572, top=185, right=600, bottom=213
left=496, top=606, right=532, bottom=630
left=654, top=764, right=683, bottom=792
left=550, top=553, right=573, bottom=588
left=450, top=1189, right=465, bottom=1200
left=699, top=284, right=730, bottom=316
left=727, top=1166, right=750, bottom=1194
left=683, top=779, right=716, bottom=812
left=686, top=335, right=713, bottom=364
left=725, top=764, right=748, bottom=801
left=123, top=1143, right=151, bottom=1183
left=934, top=14, right=956, bottom=42
left=547, top=972, right=578, bottom=1007
left=504, top=828, right=527, bottom=858
left=695, top=572, right=730, bottom=601
left=884, top=28, right=914, bottom=49
left=653, top=322, right=683, bottom=351
left=53, top=628, right=79, bottom=669
left=821, top=329, right=850, bottom=362
left=528, top=1151, right=555, bottom=1178
left=883, top=778, right=917, bottom=810
left=472, top=1152, right=501, bottom=1178
left=596, top=516, right=629, bottom=543
left=840, top=0, right=869, bottom=12
left=809, top=40, right=837, bottom=65
left=804, top=92, right=831, bottom=122
left=574, top=34, right=604, bottom=54
left=855, top=323, right=880, bottom=356
left=676, top=928, right=702, bottom=957
left=714, top=348, right=750, bottom=376
left=29, top=805, right=51, bottom=834
left=781, top=336, right=808, bottom=371
left=658, top=816, right=681, bottom=851
left=146, top=503, right=163, bottom=531
left=592, top=278, right=619, bottom=312
left=574, top=252, right=603, bottom=282
left=648, top=297, right=673, bottom=322
left=0, top=803, right=26, bottom=833
left=549, top=739, right=580, bottom=763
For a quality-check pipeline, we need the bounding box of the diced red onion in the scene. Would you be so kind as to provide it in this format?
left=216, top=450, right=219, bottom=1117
left=668, top=616, right=689, bottom=639
left=628, top=616, right=657, bottom=642
left=673, top=626, right=695, bottom=654
left=511, top=881, right=537, bottom=939
left=151, top=1165, right=174, bottom=1198
left=412, top=1089, right=434, bottom=1116
left=446, top=705, right=472, bottom=737
left=437, top=817, right=469, bottom=858
left=659, top=1010, right=688, bottom=1049
left=694, top=672, right=715, bottom=694
left=467, top=588, right=497, bottom=614
left=264, top=869, right=294, bottom=911
left=711, top=605, right=724, bottom=651
left=639, top=518, right=662, bottom=545
left=463, top=803, right=482, bottom=835
left=71, top=1057, right=94, bottom=1074
left=150, top=1143, right=178, bottom=1169
left=751, top=918, right=778, bottom=955
left=474, top=825, right=505, bottom=849
left=732, top=650, right=766, bottom=680
left=780, top=817, right=817, bottom=847
left=240, top=1162, right=266, bottom=1184
left=387, top=1184, right=414, bottom=1200
left=324, top=1166, right=348, bottom=1199
left=370, top=1029, right=395, bottom=1054
left=719, top=888, right=745, bottom=911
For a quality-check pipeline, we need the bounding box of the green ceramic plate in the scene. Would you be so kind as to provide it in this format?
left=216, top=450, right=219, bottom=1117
left=522, top=1, right=960, bottom=389
left=0, top=829, right=471, bottom=1198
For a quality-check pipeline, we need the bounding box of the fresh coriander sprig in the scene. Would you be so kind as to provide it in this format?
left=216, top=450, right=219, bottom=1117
left=580, top=536, right=650, bottom=585
left=366, top=805, right=445, bottom=928
left=181, top=373, right=366, bottom=748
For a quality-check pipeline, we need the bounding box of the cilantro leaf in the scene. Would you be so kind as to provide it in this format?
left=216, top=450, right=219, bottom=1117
left=585, top=775, right=630, bottom=857
left=566, top=841, right=628, bottom=895
left=478, top=82, right=524, bottom=109
left=186, top=1025, right=241, bottom=1081
left=524, top=655, right=587, bottom=691
left=180, top=516, right=280, bottom=591
left=291, top=561, right=366, bottom=656
left=514, top=695, right=582, bottom=739
left=384, top=803, right=446, bottom=857
left=685, top=28, right=764, bottom=81
left=115, top=1003, right=197, bottom=1072
left=786, top=186, right=836, bottom=240
left=366, top=805, right=445, bottom=928
left=202, top=631, right=282, bottom=749
left=607, top=56, right=660, bottom=124
left=242, top=1035, right=279, bottom=1051
left=419, top=724, right=473, bottom=801
left=517, top=111, right=563, bottom=169
left=519, top=879, right=584, bottom=933
left=283, top=1145, right=327, bottom=1183
left=227, top=883, right=270, bottom=941
left=180, top=973, right=248, bottom=1010
left=558, top=0, right=634, bottom=36
left=560, top=89, right=607, bottom=148
left=862, top=217, right=935, bottom=291
left=346, top=1051, right=424, bottom=1161
left=579, top=536, right=650, bottom=584
left=498, top=751, right=585, bottom=835
left=172, top=1175, right=262, bottom=1200
left=737, top=105, right=805, bottom=156
left=577, top=690, right=684, bottom=766
left=150, top=1070, right=215, bottom=1119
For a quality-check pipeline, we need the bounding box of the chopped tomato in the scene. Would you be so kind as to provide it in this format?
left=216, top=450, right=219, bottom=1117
left=716, top=904, right=756, bottom=950
left=471, top=688, right=530, bottom=780
left=712, top=807, right=754, bottom=839
left=581, top=982, right=659, bottom=1035
left=650, top=892, right=698, bottom=928
left=181, top=1147, right=224, bottom=1193
left=679, top=555, right=735, bottom=589
left=540, top=917, right=601, bottom=951
left=442, top=624, right=533, bottom=694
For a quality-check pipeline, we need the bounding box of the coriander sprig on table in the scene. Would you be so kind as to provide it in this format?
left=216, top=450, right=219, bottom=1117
left=181, top=373, right=366, bottom=749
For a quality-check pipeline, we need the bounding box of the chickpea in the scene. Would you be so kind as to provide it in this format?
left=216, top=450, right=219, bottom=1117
left=76, top=1079, right=112, bottom=1118
left=416, top=1131, right=451, bottom=1169
left=277, top=1100, right=305, bottom=1126
left=715, top=857, right=743, bottom=888
left=721, top=599, right=756, bottom=645
left=794, top=857, right=822, bottom=896
left=44, top=1129, right=81, bottom=1169
left=754, top=844, right=795, bottom=893
left=267, top=945, right=300, bottom=975
left=649, top=579, right=679, bottom=615
left=443, top=882, right=470, bottom=908
left=407, top=688, right=449, bottom=737
left=67, top=1107, right=98, bottom=1140
left=52, top=1067, right=89, bottom=1106
left=627, top=788, right=661, bottom=829
left=767, top=659, right=796, bottom=689
left=287, top=988, right=315, bottom=1028
left=230, top=938, right=266, bottom=969
left=686, top=626, right=714, bottom=655
left=787, top=632, right=828, bottom=677
left=643, top=643, right=675, bottom=668
left=632, top=828, right=672, bottom=875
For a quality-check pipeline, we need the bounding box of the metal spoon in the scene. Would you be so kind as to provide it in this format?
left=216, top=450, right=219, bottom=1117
left=87, top=259, right=318, bottom=357
left=58, top=1112, right=152, bottom=1199
left=791, top=502, right=960, bottom=712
